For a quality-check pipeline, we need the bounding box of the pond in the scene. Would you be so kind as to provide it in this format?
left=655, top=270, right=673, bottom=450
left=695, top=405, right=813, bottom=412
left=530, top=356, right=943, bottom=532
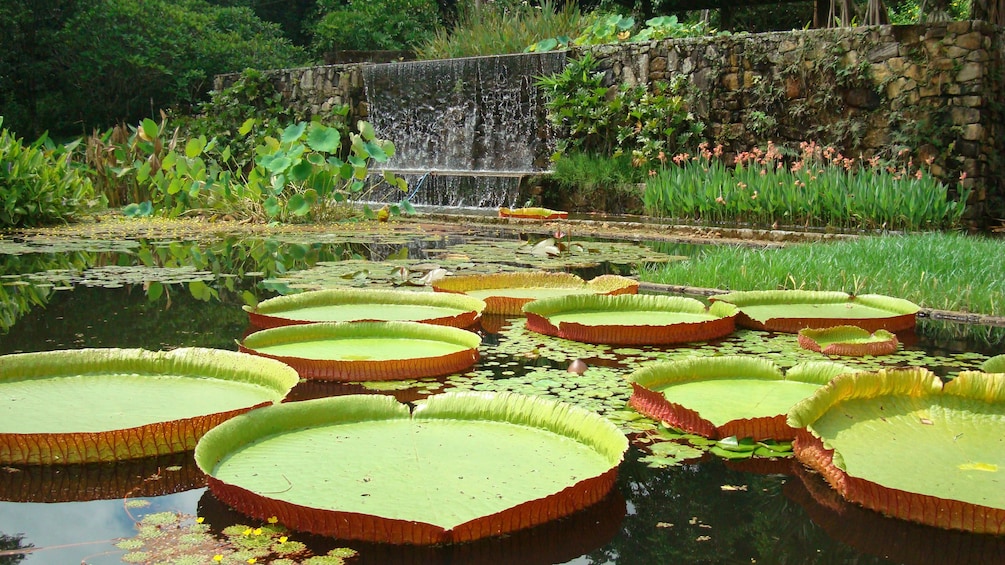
left=1, top=219, right=1003, bottom=564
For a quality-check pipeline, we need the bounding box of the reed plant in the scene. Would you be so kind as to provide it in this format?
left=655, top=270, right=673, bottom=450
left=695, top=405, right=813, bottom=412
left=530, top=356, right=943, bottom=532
left=643, top=141, right=969, bottom=231
left=642, top=232, right=1004, bottom=317
left=416, top=1, right=585, bottom=59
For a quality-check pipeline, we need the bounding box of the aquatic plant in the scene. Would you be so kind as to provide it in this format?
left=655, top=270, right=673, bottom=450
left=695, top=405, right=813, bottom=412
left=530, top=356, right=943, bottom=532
left=0, top=117, right=99, bottom=228
left=239, top=321, right=481, bottom=381
left=789, top=367, right=1005, bottom=534
left=797, top=326, right=899, bottom=356
left=432, top=272, right=638, bottom=315
left=0, top=348, right=298, bottom=464
left=643, top=141, right=970, bottom=230
left=195, top=392, right=628, bottom=544
left=710, top=289, right=920, bottom=333
left=628, top=356, right=857, bottom=440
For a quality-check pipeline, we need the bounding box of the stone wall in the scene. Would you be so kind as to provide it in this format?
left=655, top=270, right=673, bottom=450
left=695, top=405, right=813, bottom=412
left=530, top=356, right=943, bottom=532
left=215, top=22, right=1004, bottom=224
left=213, top=64, right=368, bottom=121
left=580, top=21, right=1005, bottom=224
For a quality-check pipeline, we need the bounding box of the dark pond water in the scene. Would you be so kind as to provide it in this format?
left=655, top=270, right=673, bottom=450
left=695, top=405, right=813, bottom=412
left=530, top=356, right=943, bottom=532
left=1, top=222, right=1003, bottom=564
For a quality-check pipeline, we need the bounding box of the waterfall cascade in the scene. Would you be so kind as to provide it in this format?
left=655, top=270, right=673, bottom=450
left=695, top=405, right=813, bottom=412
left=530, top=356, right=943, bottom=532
left=363, top=52, right=567, bottom=208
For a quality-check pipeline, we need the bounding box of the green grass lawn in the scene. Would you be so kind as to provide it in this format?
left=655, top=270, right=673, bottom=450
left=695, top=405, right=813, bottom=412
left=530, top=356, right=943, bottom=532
left=641, top=232, right=1004, bottom=317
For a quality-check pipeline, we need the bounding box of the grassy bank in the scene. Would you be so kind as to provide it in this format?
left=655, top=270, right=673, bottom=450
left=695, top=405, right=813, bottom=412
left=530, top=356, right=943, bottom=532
left=641, top=232, right=1003, bottom=317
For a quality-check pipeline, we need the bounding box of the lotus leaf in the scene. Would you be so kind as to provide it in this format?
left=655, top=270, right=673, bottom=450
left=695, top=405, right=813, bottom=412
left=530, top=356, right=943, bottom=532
left=0, top=348, right=298, bottom=465
left=788, top=368, right=1005, bottom=534
left=239, top=321, right=481, bottom=381
left=433, top=272, right=638, bottom=315
left=523, top=294, right=737, bottom=345
left=245, top=288, right=486, bottom=329
left=629, top=356, right=857, bottom=440
left=195, top=392, right=628, bottom=544
left=710, top=290, right=919, bottom=333
left=797, top=325, right=899, bottom=356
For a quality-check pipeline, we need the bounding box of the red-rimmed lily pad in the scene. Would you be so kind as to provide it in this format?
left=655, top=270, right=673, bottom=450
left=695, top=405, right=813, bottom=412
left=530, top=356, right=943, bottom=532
left=709, top=290, right=920, bottom=333
left=628, top=356, right=857, bottom=441
left=523, top=294, right=738, bottom=345
left=0, top=348, right=298, bottom=465
left=244, top=288, right=486, bottom=329
left=432, top=272, right=638, bottom=315
left=797, top=325, right=900, bottom=356
left=498, top=207, right=568, bottom=220
left=788, top=368, right=1005, bottom=534
left=238, top=321, right=481, bottom=381
left=195, top=392, right=628, bottom=545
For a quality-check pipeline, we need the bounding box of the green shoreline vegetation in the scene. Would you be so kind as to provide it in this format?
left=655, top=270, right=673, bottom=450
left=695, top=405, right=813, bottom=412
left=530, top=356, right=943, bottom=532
left=641, top=232, right=1004, bottom=318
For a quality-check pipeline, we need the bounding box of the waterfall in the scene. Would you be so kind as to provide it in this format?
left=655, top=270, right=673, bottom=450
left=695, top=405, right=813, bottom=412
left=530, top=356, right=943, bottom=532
left=363, top=51, right=566, bottom=208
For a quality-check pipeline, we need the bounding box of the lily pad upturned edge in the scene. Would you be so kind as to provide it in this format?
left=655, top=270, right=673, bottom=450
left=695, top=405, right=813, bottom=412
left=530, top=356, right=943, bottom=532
left=797, top=325, right=900, bottom=356
left=432, top=272, right=639, bottom=315
left=498, top=207, right=569, bottom=220
left=0, top=348, right=299, bottom=465
left=195, top=392, right=628, bottom=545
left=244, top=288, right=486, bottom=329
left=709, top=290, right=920, bottom=333
left=523, top=294, right=737, bottom=345
left=984, top=354, right=1005, bottom=374
left=239, top=321, right=481, bottom=381
left=628, top=356, right=855, bottom=441
left=788, top=368, right=1005, bottom=534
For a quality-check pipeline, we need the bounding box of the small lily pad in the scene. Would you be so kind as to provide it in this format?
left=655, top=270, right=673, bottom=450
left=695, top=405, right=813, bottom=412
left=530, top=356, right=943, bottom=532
left=797, top=325, right=899, bottom=356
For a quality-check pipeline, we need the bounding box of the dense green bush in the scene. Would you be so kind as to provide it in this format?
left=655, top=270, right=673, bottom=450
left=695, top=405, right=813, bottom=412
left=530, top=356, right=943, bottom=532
left=310, top=0, right=440, bottom=53
left=537, top=54, right=705, bottom=167
left=0, top=118, right=100, bottom=227
left=22, top=0, right=305, bottom=137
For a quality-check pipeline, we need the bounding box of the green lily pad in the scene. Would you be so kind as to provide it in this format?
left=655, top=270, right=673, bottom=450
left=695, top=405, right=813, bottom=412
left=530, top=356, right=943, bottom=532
left=797, top=325, right=900, bottom=356
left=628, top=356, right=857, bottom=441
left=433, top=272, right=638, bottom=315
left=710, top=290, right=920, bottom=333
left=788, top=368, right=1005, bottom=534
left=0, top=348, right=298, bottom=465
left=984, top=354, right=1005, bottom=373
left=245, top=288, right=486, bottom=329
left=524, top=294, right=737, bottom=345
left=239, top=321, right=481, bottom=381
left=195, top=392, right=628, bottom=544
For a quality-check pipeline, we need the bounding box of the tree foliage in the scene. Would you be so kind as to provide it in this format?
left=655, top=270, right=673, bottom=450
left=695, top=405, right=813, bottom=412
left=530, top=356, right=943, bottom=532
left=0, top=0, right=306, bottom=138
left=309, top=0, right=441, bottom=53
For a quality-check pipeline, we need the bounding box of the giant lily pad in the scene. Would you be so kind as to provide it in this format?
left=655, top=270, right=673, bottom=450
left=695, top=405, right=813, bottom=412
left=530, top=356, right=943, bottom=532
left=239, top=321, right=481, bottom=381
left=984, top=354, right=1005, bottom=373
left=244, top=288, right=486, bottom=329
left=523, top=294, right=738, bottom=345
left=195, top=392, right=628, bottom=544
left=797, top=325, right=899, bottom=356
left=433, top=272, right=638, bottom=315
left=788, top=368, right=1005, bottom=534
left=709, top=290, right=920, bottom=333
left=498, top=207, right=568, bottom=220
left=0, top=348, right=298, bottom=465
left=628, top=356, right=856, bottom=440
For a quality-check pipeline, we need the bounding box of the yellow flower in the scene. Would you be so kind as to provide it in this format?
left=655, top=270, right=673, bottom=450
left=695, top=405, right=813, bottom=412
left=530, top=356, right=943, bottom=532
left=247, top=559, right=257, bottom=564
left=279, top=536, right=288, bottom=543
left=242, top=528, right=253, bottom=536
left=196, top=517, right=205, bottom=524
left=213, top=556, right=223, bottom=563
left=267, top=516, right=279, bottom=524
left=253, top=528, right=263, bottom=536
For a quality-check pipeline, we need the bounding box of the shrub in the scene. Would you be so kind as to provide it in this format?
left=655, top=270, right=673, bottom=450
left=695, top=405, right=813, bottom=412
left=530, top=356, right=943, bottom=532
left=48, top=0, right=306, bottom=135
left=0, top=118, right=100, bottom=228
left=310, top=0, right=440, bottom=53
left=537, top=53, right=705, bottom=166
